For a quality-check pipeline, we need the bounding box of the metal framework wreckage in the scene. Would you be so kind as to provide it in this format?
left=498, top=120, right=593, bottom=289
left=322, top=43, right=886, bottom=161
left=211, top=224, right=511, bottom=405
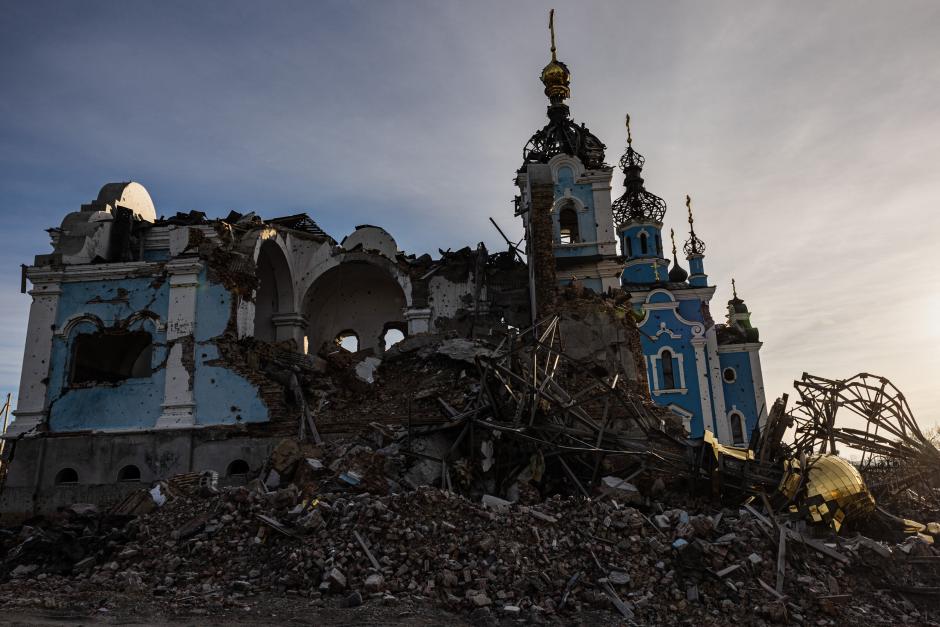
left=387, top=314, right=939, bottom=544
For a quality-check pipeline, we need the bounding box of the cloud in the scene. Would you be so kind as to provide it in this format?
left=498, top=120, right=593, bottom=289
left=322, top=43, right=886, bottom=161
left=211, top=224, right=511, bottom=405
left=1, top=1, right=938, bottom=425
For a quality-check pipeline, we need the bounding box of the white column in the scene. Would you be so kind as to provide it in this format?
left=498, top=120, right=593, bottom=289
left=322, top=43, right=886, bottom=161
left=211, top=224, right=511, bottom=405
left=705, top=328, right=730, bottom=443
left=403, top=308, right=432, bottom=335
left=7, top=273, right=63, bottom=436
left=749, top=347, right=768, bottom=428
left=690, top=337, right=713, bottom=436
left=590, top=172, right=617, bottom=256
left=156, top=259, right=202, bottom=429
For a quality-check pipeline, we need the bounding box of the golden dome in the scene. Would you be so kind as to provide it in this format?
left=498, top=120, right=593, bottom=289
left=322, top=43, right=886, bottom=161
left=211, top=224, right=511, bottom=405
left=540, top=58, right=570, bottom=101
left=779, top=454, right=876, bottom=531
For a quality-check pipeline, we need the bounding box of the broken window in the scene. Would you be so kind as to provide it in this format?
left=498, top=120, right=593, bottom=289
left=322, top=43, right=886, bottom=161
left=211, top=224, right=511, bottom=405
left=70, top=330, right=153, bottom=385
left=661, top=350, right=676, bottom=389
left=730, top=412, right=745, bottom=446
left=55, top=468, right=78, bottom=485
left=639, top=232, right=648, bottom=255
left=383, top=325, right=406, bottom=351
left=118, top=465, right=141, bottom=482
left=335, top=331, right=359, bottom=353
left=227, top=459, right=250, bottom=477
left=558, top=206, right=580, bottom=244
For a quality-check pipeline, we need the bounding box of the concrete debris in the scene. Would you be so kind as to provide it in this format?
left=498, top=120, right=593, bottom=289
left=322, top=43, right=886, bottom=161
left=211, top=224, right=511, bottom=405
left=0, top=432, right=938, bottom=626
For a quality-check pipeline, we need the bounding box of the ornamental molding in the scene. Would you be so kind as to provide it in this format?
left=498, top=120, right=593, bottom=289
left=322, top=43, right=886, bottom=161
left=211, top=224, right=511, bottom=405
left=717, top=342, right=763, bottom=354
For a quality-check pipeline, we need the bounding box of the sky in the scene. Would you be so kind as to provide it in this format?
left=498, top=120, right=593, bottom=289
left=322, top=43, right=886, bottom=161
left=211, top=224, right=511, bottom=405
left=1, top=0, right=938, bottom=431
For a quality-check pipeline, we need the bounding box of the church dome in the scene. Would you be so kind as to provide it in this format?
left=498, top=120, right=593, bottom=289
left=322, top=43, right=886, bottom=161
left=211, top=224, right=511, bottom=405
left=521, top=9, right=606, bottom=171
left=611, top=118, right=667, bottom=226
left=540, top=58, right=570, bottom=102
left=668, top=261, right=689, bottom=283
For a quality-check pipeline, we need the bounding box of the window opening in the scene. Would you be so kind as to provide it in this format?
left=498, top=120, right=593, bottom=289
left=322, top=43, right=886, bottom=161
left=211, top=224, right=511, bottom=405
left=383, top=328, right=405, bottom=351
left=656, top=234, right=663, bottom=255
left=723, top=367, right=737, bottom=383
left=558, top=207, right=580, bottom=244
left=118, top=465, right=141, bottom=482
left=227, top=459, right=250, bottom=477
left=639, top=232, right=648, bottom=255
left=625, top=237, right=633, bottom=257
left=55, top=468, right=78, bottom=485
left=335, top=331, right=359, bottom=353
left=70, top=330, right=153, bottom=385
left=730, top=412, right=745, bottom=446
left=661, top=350, right=676, bottom=389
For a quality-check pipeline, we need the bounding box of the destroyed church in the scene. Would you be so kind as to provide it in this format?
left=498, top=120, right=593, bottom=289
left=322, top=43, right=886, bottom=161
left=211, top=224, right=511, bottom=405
left=0, top=21, right=767, bottom=516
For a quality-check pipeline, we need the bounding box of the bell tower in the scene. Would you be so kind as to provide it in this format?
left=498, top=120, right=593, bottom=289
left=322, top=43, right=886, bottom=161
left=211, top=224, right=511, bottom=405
left=515, top=10, right=622, bottom=295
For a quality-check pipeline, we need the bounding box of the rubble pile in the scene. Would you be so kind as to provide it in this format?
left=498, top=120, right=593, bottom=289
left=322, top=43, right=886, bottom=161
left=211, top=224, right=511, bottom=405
left=1, top=436, right=940, bottom=625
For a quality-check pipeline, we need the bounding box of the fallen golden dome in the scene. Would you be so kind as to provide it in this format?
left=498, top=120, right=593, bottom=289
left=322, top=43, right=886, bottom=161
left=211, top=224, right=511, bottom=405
left=779, top=454, right=876, bottom=532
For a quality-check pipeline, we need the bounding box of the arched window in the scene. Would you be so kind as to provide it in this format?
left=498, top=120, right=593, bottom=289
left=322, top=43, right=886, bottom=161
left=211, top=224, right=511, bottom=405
left=227, top=459, right=250, bottom=477
left=559, top=207, right=580, bottom=244
left=730, top=412, right=745, bottom=446
left=661, top=350, right=676, bottom=389
left=55, top=468, right=78, bottom=485
left=655, top=234, right=663, bottom=255
left=625, top=237, right=633, bottom=257
left=118, top=465, right=141, bottom=482
left=639, top=233, right=648, bottom=255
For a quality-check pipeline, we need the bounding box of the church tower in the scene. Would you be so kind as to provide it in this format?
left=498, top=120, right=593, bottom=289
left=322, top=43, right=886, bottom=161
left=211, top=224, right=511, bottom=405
left=515, top=10, right=622, bottom=296
left=614, top=116, right=670, bottom=285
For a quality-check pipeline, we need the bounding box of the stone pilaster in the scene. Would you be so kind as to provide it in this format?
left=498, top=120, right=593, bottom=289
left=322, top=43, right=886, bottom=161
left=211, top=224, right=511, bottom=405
left=271, top=312, right=308, bottom=347
left=156, top=259, right=202, bottom=429
left=6, top=273, right=63, bottom=437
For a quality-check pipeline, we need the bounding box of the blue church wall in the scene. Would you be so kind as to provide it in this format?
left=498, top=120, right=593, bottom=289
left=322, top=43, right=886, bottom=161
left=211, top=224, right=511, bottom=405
left=45, top=270, right=269, bottom=432
left=552, top=166, right=600, bottom=258
left=718, top=350, right=759, bottom=434
left=193, top=271, right=268, bottom=426
left=46, top=277, right=170, bottom=431
left=637, top=295, right=708, bottom=437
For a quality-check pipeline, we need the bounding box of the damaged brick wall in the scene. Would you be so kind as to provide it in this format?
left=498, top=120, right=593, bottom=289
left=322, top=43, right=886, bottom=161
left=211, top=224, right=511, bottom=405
left=527, top=167, right=558, bottom=318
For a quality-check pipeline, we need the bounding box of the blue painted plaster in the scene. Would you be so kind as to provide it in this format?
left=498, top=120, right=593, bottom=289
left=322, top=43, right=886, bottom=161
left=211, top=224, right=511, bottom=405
left=718, top=350, right=759, bottom=434
left=688, top=256, right=707, bottom=287
left=194, top=343, right=268, bottom=425
left=638, top=303, right=707, bottom=437
left=46, top=268, right=269, bottom=431
left=552, top=166, right=600, bottom=258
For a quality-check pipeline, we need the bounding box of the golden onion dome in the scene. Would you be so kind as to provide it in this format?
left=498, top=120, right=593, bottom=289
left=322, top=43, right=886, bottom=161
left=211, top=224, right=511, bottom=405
left=540, top=58, right=570, bottom=101
left=779, top=453, right=876, bottom=532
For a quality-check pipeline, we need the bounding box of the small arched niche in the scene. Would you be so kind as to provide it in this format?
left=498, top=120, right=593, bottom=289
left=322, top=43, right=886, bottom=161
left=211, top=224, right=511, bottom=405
left=118, top=465, right=141, bottom=482
left=55, top=468, right=79, bottom=485
left=227, top=459, right=250, bottom=477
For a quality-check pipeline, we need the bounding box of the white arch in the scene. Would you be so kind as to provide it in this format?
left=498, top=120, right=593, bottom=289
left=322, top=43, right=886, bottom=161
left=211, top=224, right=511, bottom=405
left=649, top=344, right=687, bottom=395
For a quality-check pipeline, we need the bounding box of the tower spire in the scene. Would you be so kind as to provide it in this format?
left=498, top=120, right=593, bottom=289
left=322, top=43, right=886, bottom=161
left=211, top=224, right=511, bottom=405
left=732, top=277, right=738, bottom=299
left=625, top=113, right=632, bottom=146
left=549, top=8, right=557, bottom=62
left=683, top=194, right=706, bottom=257
left=540, top=9, right=570, bottom=105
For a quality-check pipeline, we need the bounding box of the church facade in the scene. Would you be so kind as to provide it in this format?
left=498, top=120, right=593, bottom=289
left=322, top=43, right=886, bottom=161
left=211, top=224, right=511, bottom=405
left=515, top=14, right=768, bottom=443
